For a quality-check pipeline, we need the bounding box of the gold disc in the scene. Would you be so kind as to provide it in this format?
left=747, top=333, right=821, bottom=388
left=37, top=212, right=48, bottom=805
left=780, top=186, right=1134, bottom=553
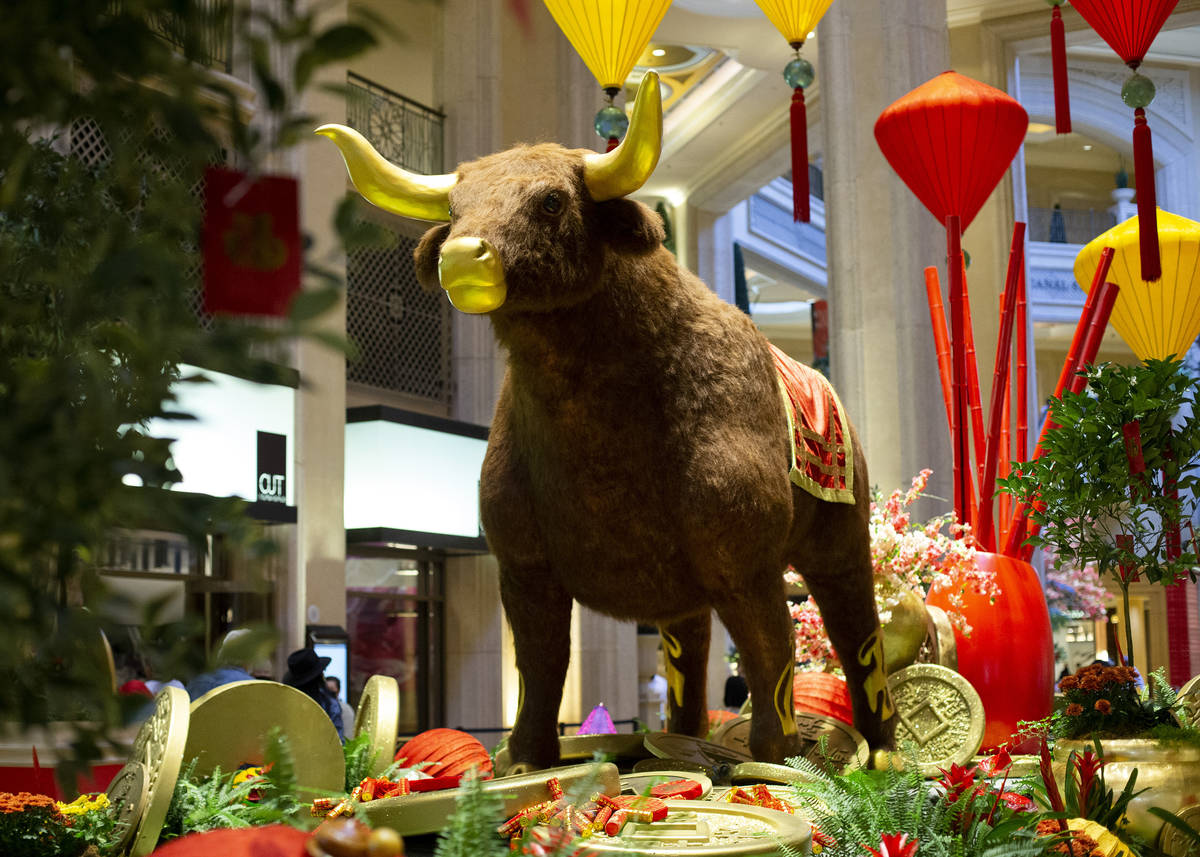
left=644, top=733, right=752, bottom=783
left=359, top=762, right=620, bottom=836
left=888, top=663, right=985, bottom=776
left=925, top=605, right=958, bottom=671
left=1158, top=804, right=1200, bottom=857
left=105, top=760, right=149, bottom=855
left=730, top=761, right=817, bottom=786
left=584, top=798, right=811, bottom=856
left=354, top=675, right=400, bottom=776
left=620, top=769, right=713, bottom=799
left=1175, top=675, right=1200, bottom=729
left=185, top=680, right=344, bottom=793
left=129, top=685, right=191, bottom=857
left=711, top=714, right=868, bottom=774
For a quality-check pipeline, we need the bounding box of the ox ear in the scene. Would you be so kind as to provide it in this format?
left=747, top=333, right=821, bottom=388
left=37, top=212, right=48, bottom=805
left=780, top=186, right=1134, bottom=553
left=413, top=224, right=451, bottom=292
left=596, top=199, right=665, bottom=255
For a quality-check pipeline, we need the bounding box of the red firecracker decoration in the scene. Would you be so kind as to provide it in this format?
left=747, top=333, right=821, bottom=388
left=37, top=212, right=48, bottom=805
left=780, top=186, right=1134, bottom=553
left=394, top=728, right=493, bottom=779
left=1069, top=0, right=1180, bottom=282
left=1048, top=1, right=1071, bottom=133
left=202, top=166, right=301, bottom=317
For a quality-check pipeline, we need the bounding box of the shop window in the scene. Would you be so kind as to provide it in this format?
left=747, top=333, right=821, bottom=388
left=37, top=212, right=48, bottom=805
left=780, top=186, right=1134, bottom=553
left=346, top=552, right=445, bottom=733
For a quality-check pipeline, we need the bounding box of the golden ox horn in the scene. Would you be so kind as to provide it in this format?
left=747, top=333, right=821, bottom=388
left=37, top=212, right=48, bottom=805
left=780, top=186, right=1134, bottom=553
left=314, top=124, right=457, bottom=222
left=583, top=71, right=663, bottom=202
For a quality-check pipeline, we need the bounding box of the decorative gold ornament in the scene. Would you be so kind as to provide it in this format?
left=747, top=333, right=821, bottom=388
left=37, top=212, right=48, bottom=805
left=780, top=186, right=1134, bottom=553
left=887, top=664, right=985, bottom=776
left=1157, top=803, right=1200, bottom=857
left=185, top=680, right=344, bottom=793
left=105, top=760, right=149, bottom=856
left=925, top=605, right=958, bottom=671
left=584, top=798, right=811, bottom=855
left=124, top=686, right=190, bottom=857
left=354, top=675, right=400, bottom=777
left=632, top=758, right=710, bottom=775
left=644, top=733, right=753, bottom=783
left=730, top=761, right=816, bottom=786
left=710, top=714, right=868, bottom=774
left=360, top=762, right=620, bottom=837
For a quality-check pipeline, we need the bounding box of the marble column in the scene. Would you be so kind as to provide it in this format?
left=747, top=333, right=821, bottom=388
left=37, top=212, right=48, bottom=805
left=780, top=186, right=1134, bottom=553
left=818, top=2, right=952, bottom=507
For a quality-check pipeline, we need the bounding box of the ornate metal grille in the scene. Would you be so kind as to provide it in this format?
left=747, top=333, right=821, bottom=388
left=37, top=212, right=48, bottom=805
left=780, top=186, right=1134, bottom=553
left=346, top=73, right=445, bottom=175
left=347, top=217, right=452, bottom=403
left=109, top=0, right=233, bottom=72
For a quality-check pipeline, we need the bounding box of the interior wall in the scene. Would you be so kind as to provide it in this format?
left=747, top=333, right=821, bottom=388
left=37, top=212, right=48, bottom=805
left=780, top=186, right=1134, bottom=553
left=350, top=0, right=438, bottom=108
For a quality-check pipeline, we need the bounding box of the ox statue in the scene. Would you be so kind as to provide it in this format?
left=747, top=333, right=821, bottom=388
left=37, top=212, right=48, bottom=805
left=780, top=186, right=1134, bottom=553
left=318, top=72, right=895, bottom=767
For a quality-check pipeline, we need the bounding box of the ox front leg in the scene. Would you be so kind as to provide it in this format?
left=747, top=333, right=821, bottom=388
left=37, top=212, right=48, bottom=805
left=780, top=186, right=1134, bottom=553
left=658, top=613, right=710, bottom=737
left=715, top=593, right=803, bottom=764
left=501, top=571, right=572, bottom=771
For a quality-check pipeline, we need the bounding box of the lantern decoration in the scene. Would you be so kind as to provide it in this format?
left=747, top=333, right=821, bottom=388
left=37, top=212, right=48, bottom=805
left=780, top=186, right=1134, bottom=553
left=792, top=669, right=853, bottom=725
left=542, top=0, right=672, bottom=151
left=1069, top=0, right=1180, bottom=282
left=875, top=72, right=1028, bottom=530
left=1047, top=1, right=1071, bottom=133
left=1074, top=209, right=1200, bottom=362
left=394, top=728, right=493, bottom=779
left=754, top=0, right=835, bottom=222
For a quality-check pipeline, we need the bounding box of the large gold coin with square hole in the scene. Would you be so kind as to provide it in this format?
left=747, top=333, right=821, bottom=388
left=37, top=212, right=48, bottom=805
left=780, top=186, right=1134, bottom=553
left=585, top=799, right=811, bottom=855
left=888, top=663, right=984, bottom=775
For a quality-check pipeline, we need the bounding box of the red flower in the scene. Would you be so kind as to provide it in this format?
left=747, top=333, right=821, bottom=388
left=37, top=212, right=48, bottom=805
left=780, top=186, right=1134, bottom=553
left=862, top=832, right=918, bottom=857
left=935, top=762, right=981, bottom=803
left=1094, top=699, right=1111, bottom=715
left=1071, top=748, right=1105, bottom=814
left=977, top=746, right=1012, bottom=776
left=997, top=791, right=1036, bottom=812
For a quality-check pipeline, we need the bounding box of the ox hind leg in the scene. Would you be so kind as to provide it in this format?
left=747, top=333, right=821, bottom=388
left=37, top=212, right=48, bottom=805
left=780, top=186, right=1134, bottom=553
left=501, top=569, right=572, bottom=771
left=792, top=499, right=897, bottom=753
left=659, top=613, right=710, bottom=737
left=714, top=588, right=803, bottom=764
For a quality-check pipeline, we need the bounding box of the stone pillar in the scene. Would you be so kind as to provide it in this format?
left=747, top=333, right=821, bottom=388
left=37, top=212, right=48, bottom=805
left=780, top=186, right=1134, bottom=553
left=818, top=2, right=952, bottom=506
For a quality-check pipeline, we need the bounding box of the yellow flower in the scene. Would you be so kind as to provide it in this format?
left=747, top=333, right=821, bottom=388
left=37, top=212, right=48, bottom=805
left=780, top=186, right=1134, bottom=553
left=56, top=793, right=109, bottom=816
left=232, top=766, right=267, bottom=786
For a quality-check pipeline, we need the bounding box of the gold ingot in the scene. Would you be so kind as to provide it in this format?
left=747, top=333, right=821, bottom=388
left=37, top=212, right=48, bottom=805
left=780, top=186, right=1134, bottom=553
left=585, top=798, right=811, bottom=855
left=582, top=71, right=662, bottom=202
left=438, top=237, right=508, bottom=313
left=360, top=762, right=620, bottom=836
left=887, top=664, right=985, bottom=776
left=314, top=124, right=456, bottom=222
left=185, top=680, right=344, bottom=793
left=354, top=675, right=400, bottom=777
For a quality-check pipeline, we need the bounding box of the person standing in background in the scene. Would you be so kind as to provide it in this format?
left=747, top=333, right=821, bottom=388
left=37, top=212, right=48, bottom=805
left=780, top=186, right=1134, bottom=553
left=326, top=675, right=356, bottom=737
left=283, top=648, right=344, bottom=740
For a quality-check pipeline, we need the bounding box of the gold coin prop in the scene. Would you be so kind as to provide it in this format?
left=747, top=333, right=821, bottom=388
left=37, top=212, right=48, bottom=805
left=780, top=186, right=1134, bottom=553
left=185, top=680, right=344, bottom=793
left=711, top=714, right=868, bottom=774
left=730, top=761, right=817, bottom=786
left=124, top=686, right=191, bottom=857
left=1175, top=674, right=1200, bottom=729
left=583, top=798, right=811, bottom=856
left=1158, top=803, right=1200, bottom=857
left=632, top=758, right=710, bottom=775
left=494, top=733, right=652, bottom=776
left=360, top=762, right=621, bottom=836
left=105, top=760, right=149, bottom=856
left=620, top=769, right=713, bottom=800
left=888, top=663, right=985, bottom=776
left=644, top=733, right=753, bottom=783
left=354, top=675, right=400, bottom=777
left=925, top=605, right=958, bottom=670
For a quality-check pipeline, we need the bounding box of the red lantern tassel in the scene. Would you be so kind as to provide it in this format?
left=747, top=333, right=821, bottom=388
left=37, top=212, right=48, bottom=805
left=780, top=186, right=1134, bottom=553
left=606, top=137, right=620, bottom=153
left=1051, top=6, right=1071, bottom=134
left=791, top=88, right=810, bottom=223
left=1133, top=108, right=1161, bottom=281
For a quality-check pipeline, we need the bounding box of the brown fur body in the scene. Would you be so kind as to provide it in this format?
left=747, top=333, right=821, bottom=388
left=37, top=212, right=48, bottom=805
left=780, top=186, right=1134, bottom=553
left=413, top=143, right=895, bottom=767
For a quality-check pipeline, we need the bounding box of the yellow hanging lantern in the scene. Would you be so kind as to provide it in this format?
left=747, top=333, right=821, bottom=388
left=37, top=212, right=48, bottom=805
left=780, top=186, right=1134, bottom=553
left=1074, top=209, right=1200, bottom=361
left=754, top=0, right=837, bottom=223
left=542, top=0, right=671, bottom=147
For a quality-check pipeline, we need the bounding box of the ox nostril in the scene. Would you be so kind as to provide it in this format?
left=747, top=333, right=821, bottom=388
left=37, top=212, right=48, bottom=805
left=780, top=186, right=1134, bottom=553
left=474, top=243, right=489, bottom=260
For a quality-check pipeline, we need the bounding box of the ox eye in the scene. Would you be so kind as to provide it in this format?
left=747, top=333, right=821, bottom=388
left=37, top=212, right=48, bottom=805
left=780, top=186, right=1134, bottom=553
left=541, top=191, right=563, bottom=215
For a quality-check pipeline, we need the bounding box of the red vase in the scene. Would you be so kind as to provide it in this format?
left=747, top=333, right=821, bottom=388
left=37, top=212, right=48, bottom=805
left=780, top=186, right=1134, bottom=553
left=926, top=551, right=1054, bottom=751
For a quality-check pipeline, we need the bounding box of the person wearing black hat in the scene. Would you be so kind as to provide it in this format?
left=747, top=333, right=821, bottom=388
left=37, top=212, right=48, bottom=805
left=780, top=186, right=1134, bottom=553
left=283, top=647, right=344, bottom=740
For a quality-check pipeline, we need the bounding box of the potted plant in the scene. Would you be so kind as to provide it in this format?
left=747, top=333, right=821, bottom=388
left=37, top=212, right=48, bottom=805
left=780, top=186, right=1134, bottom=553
left=1000, top=357, right=1200, bottom=843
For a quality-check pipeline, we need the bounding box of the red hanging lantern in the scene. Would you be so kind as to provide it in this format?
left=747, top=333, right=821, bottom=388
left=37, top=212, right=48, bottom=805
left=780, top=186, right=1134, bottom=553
left=202, top=166, right=302, bottom=317
left=1069, top=0, right=1180, bottom=282
left=1047, top=0, right=1071, bottom=133
left=874, top=72, right=1028, bottom=528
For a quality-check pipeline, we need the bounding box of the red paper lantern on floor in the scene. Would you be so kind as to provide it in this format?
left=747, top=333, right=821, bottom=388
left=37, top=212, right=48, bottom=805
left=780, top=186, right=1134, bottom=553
left=926, top=552, right=1054, bottom=751
left=792, top=670, right=853, bottom=725
left=150, top=825, right=308, bottom=857
left=395, top=728, right=493, bottom=779
left=1069, top=0, right=1180, bottom=282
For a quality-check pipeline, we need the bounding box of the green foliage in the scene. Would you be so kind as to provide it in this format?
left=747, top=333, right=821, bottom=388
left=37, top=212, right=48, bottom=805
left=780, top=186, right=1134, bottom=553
left=0, top=0, right=379, bottom=783
left=1059, top=740, right=1144, bottom=831
left=783, top=750, right=1044, bottom=857
left=433, top=770, right=508, bottom=857
left=0, top=796, right=82, bottom=857
left=999, top=359, right=1200, bottom=587
left=1056, top=665, right=1178, bottom=740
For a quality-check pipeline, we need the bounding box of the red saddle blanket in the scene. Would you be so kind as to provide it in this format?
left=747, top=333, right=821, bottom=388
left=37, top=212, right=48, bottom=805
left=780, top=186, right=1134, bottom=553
left=769, top=343, right=855, bottom=504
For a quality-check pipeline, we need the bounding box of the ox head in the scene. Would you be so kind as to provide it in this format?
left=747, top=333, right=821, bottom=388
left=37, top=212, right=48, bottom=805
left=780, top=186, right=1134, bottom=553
left=316, top=73, right=664, bottom=314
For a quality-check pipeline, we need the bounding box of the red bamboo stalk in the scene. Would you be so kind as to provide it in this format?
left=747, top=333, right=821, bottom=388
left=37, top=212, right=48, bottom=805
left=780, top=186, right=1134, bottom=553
left=1016, top=264, right=1029, bottom=463
left=1132, top=108, right=1161, bottom=282
left=947, top=216, right=971, bottom=529
left=1051, top=5, right=1071, bottom=134
left=999, top=375, right=1012, bottom=543
left=1053, top=247, right=1115, bottom=402
left=976, top=223, right=1026, bottom=552
left=925, top=266, right=955, bottom=437
left=791, top=88, right=810, bottom=223
left=961, top=265, right=986, bottom=486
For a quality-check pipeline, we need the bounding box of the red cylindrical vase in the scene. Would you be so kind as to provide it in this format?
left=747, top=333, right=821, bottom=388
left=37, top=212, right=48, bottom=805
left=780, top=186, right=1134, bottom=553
left=927, top=551, right=1054, bottom=751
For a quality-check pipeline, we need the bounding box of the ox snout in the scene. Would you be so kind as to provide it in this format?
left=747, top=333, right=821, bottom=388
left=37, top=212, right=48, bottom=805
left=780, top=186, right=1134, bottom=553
left=438, top=236, right=507, bottom=314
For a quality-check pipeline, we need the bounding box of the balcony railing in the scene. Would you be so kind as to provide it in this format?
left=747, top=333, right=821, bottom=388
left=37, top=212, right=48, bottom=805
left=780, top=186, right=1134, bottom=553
left=111, top=0, right=233, bottom=73
left=347, top=72, right=445, bottom=175
left=1028, top=206, right=1116, bottom=246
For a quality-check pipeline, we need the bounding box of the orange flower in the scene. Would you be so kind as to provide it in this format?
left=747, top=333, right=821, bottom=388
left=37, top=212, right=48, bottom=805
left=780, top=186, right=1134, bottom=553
left=1066, top=703, right=1084, bottom=716
left=1094, top=699, right=1111, bottom=714
left=0, top=792, right=61, bottom=817
left=1059, top=675, right=1079, bottom=691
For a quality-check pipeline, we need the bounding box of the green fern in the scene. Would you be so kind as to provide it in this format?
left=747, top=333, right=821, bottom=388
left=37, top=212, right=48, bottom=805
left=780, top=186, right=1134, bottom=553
left=343, top=731, right=375, bottom=792
left=433, top=769, right=508, bottom=857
